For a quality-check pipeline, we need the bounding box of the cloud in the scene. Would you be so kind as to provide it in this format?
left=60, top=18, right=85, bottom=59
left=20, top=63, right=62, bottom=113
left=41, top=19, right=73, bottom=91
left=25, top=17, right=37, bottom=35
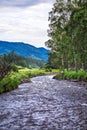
left=0, top=2, right=55, bottom=47
left=0, top=0, right=54, bottom=7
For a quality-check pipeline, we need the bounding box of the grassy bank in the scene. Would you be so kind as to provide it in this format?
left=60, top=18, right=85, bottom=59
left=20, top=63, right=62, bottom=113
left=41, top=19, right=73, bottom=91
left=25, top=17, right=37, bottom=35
left=54, top=70, right=87, bottom=82
left=0, top=68, right=58, bottom=94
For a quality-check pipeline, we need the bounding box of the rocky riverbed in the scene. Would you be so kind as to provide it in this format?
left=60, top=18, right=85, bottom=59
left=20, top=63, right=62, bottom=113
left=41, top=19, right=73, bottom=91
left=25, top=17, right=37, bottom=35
left=0, top=75, right=87, bottom=130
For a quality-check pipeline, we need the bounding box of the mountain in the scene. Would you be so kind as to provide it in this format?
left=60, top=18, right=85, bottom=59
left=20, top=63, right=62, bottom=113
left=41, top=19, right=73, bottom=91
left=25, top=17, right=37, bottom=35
left=0, top=41, right=49, bottom=61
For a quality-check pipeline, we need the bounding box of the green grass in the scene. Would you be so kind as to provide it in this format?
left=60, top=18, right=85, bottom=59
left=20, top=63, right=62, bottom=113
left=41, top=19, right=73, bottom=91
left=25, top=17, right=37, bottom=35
left=0, top=68, right=58, bottom=94
left=54, top=70, right=87, bottom=81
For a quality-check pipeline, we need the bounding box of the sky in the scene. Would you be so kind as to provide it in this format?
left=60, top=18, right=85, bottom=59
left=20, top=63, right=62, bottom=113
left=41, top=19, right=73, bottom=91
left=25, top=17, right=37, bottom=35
left=0, top=0, right=55, bottom=48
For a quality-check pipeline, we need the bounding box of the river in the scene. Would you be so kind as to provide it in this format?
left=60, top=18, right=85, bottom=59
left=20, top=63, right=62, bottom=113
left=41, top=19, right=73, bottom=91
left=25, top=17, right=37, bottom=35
left=0, top=75, right=87, bottom=130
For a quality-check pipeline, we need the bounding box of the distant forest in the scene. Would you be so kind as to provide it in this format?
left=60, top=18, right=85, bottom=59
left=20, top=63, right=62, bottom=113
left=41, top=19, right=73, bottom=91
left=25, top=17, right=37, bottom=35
left=0, top=51, right=45, bottom=69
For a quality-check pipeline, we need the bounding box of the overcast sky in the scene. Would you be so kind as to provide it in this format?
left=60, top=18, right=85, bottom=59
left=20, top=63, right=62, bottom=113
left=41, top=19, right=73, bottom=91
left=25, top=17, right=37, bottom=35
left=0, top=0, right=55, bottom=48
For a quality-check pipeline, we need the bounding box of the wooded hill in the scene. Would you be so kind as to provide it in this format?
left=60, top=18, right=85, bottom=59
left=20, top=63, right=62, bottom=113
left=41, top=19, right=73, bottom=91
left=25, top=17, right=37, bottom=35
left=0, top=41, right=49, bottom=61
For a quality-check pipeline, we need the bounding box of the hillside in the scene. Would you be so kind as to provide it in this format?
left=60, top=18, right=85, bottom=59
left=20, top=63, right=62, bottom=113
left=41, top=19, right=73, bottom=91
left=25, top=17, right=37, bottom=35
left=0, top=41, right=49, bottom=61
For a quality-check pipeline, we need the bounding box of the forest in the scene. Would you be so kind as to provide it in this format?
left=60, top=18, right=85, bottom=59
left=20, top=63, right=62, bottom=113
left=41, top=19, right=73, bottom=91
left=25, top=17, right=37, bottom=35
left=45, top=0, right=87, bottom=71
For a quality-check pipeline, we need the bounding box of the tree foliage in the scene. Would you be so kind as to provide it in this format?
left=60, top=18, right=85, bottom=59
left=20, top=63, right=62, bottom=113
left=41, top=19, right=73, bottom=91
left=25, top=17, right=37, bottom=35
left=0, top=54, right=12, bottom=80
left=45, top=0, right=87, bottom=71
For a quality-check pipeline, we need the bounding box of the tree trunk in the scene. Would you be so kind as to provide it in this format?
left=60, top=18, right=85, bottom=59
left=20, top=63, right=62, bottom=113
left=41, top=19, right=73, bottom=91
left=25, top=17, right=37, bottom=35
left=74, top=53, right=78, bottom=72
left=61, top=55, right=64, bottom=68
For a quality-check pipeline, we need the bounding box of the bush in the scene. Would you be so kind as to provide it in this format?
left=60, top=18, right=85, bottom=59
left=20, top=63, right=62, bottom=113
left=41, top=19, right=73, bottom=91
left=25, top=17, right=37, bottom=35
left=0, top=77, right=19, bottom=93
left=54, top=70, right=87, bottom=81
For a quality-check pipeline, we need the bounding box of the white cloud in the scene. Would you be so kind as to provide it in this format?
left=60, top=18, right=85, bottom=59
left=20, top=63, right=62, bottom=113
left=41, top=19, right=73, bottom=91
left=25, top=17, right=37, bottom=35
left=0, top=2, right=54, bottom=47
left=0, top=0, right=54, bottom=7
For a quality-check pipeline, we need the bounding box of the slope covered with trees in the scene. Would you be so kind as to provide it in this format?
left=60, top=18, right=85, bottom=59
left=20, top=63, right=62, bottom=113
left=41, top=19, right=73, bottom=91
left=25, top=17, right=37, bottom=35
left=45, top=0, right=87, bottom=71
left=0, top=41, right=49, bottom=61
left=0, top=51, right=45, bottom=80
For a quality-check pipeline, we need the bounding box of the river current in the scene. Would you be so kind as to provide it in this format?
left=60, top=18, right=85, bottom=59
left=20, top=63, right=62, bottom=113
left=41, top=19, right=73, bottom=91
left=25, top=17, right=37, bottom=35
left=0, top=75, right=87, bottom=130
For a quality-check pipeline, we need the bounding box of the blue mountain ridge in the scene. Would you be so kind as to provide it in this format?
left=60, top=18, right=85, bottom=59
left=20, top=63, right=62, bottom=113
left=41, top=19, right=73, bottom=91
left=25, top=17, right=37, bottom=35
left=0, top=41, right=49, bottom=61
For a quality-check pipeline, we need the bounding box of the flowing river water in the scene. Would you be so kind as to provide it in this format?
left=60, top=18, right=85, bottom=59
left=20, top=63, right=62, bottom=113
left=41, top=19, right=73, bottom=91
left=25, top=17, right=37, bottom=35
left=0, top=75, right=87, bottom=130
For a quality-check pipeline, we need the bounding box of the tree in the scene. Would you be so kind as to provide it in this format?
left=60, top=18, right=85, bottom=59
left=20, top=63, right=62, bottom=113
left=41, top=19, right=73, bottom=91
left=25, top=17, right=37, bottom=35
left=66, top=1, right=87, bottom=70
left=0, top=54, right=11, bottom=80
left=45, top=0, right=73, bottom=69
left=45, top=0, right=87, bottom=71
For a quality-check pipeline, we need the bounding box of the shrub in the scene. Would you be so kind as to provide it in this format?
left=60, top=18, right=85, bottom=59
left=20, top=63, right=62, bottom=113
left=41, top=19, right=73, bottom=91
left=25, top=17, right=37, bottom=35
left=54, top=70, right=87, bottom=81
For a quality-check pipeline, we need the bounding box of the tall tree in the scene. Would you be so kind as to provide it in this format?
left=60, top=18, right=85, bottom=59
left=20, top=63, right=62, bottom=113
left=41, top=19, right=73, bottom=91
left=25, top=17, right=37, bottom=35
left=45, top=0, right=87, bottom=71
